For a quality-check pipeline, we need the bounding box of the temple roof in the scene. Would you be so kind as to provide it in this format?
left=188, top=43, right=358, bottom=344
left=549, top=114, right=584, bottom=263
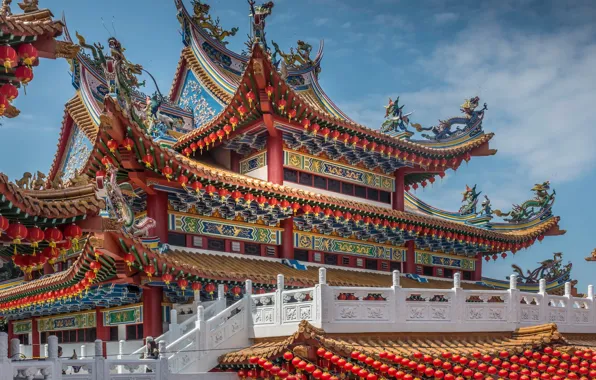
left=0, top=172, right=104, bottom=225
left=173, top=44, right=495, bottom=165
left=0, top=6, right=63, bottom=38
left=219, top=321, right=568, bottom=364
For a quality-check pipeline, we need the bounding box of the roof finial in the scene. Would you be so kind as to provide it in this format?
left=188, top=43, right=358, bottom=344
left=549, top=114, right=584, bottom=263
left=247, top=0, right=274, bottom=51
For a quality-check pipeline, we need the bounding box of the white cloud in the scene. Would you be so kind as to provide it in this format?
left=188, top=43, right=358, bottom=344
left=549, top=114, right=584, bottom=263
left=341, top=21, right=352, bottom=29
left=314, top=18, right=330, bottom=27
left=434, top=12, right=459, bottom=24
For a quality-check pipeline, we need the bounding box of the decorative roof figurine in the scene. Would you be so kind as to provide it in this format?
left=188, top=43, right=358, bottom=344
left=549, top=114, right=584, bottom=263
left=271, top=40, right=313, bottom=69
left=495, top=181, right=556, bottom=223
left=248, top=0, right=274, bottom=51
left=190, top=0, right=238, bottom=46
left=414, top=96, right=488, bottom=140
left=479, top=195, right=493, bottom=217
left=380, top=96, right=419, bottom=134
left=459, top=184, right=481, bottom=216
left=510, top=252, right=572, bottom=284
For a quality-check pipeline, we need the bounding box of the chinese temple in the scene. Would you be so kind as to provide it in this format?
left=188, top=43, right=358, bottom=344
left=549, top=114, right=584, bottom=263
left=1, top=1, right=590, bottom=379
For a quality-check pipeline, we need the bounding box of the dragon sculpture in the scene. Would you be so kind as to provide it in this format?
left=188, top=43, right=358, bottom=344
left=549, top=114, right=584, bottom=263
left=413, top=96, right=488, bottom=141
left=190, top=0, right=238, bottom=45
left=248, top=0, right=274, bottom=50
left=459, top=184, right=481, bottom=216
left=271, top=40, right=313, bottom=69
left=509, top=252, right=572, bottom=284
left=380, top=97, right=421, bottom=134
left=97, top=166, right=156, bottom=237
left=494, top=181, right=556, bottom=223
left=479, top=195, right=493, bottom=217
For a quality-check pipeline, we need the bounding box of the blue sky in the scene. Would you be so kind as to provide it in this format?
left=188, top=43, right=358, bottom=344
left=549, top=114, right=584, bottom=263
left=1, top=0, right=595, bottom=290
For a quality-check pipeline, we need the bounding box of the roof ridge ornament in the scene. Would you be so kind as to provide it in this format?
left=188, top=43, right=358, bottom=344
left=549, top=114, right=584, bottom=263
left=248, top=0, right=274, bottom=52
left=380, top=96, right=417, bottom=135
left=494, top=181, right=556, bottom=223
left=190, top=0, right=238, bottom=46
left=271, top=40, right=314, bottom=70
left=509, top=252, right=572, bottom=285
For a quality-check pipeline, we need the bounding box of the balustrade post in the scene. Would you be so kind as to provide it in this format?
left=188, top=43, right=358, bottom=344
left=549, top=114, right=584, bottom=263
left=588, top=285, right=595, bottom=324
left=275, top=274, right=285, bottom=325
left=538, top=279, right=547, bottom=323
left=452, top=273, right=463, bottom=323
left=159, top=340, right=168, bottom=378
left=508, top=274, right=520, bottom=324
left=392, top=271, right=403, bottom=325
left=43, top=344, right=48, bottom=358
left=588, top=285, right=594, bottom=299
left=0, top=332, right=7, bottom=362
left=10, top=338, right=20, bottom=360
left=313, top=268, right=330, bottom=326
left=81, top=344, right=86, bottom=359
left=196, top=305, right=207, bottom=357
left=217, top=283, right=227, bottom=313
left=169, top=308, right=180, bottom=339
left=564, top=281, right=573, bottom=326
left=117, top=339, right=124, bottom=374
left=245, top=280, right=254, bottom=333
left=94, top=339, right=106, bottom=380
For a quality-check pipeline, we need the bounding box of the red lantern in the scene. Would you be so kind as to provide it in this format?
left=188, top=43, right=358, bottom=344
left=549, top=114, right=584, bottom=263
left=0, top=45, right=16, bottom=72
left=64, top=223, right=83, bottom=250
left=107, top=139, right=118, bottom=153
left=205, top=282, right=216, bottom=296
left=89, top=261, right=102, bottom=273
left=278, top=98, right=287, bottom=111
left=17, top=43, right=38, bottom=67
left=144, top=265, right=156, bottom=278
left=162, top=165, right=173, bottom=181
left=237, top=105, right=248, bottom=117
left=44, top=227, right=63, bottom=248
left=230, top=116, right=239, bottom=129
left=265, top=84, right=274, bottom=98
left=124, top=253, right=135, bottom=268
left=191, top=282, right=202, bottom=292
left=223, top=124, right=232, bottom=136
left=27, top=226, right=44, bottom=254
left=177, top=278, right=189, bottom=290
left=246, top=90, right=256, bottom=106
left=101, top=156, right=113, bottom=168
left=283, top=351, right=293, bottom=361
left=191, top=181, right=203, bottom=193
left=287, top=108, right=297, bottom=122
left=7, top=222, right=27, bottom=254
left=14, top=65, right=33, bottom=84
left=122, top=137, right=134, bottom=151
left=183, top=147, right=192, bottom=157
left=178, top=174, right=189, bottom=188
left=162, top=273, right=173, bottom=286
left=190, top=142, right=198, bottom=152
left=143, top=154, right=154, bottom=168
left=0, top=83, right=18, bottom=102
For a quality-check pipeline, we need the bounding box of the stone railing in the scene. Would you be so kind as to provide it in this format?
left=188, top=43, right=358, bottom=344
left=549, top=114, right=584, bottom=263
left=0, top=333, right=169, bottom=380
left=251, top=269, right=596, bottom=336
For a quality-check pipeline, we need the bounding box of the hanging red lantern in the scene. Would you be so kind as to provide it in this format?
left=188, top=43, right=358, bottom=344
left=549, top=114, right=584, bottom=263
left=209, top=132, right=217, bottom=146
left=216, top=129, right=225, bottom=141
left=205, top=282, right=216, bottom=297
left=191, top=282, right=202, bottom=292
left=14, top=65, right=33, bottom=84
left=183, top=147, right=192, bottom=157
left=122, top=137, right=134, bottom=151
left=278, top=98, right=287, bottom=111
left=177, top=278, right=189, bottom=290
left=44, top=227, right=63, bottom=248
left=265, top=84, right=274, bottom=98
left=232, top=285, right=242, bottom=297
left=57, top=240, right=72, bottom=259
left=144, top=264, right=156, bottom=278
left=27, top=226, right=44, bottom=255
left=190, top=142, right=198, bottom=152
left=7, top=222, right=27, bottom=254
left=287, top=108, right=297, bottom=122
left=101, top=156, right=113, bottom=168
left=301, top=118, right=311, bottom=130
left=162, top=273, right=173, bottom=286
left=178, top=174, right=189, bottom=188
left=237, top=105, right=248, bottom=117
left=161, top=165, right=173, bottom=180
left=64, top=223, right=83, bottom=250
left=17, top=43, right=38, bottom=67
left=85, top=270, right=96, bottom=283
left=143, top=154, right=154, bottom=168
left=0, top=83, right=18, bottom=102
left=230, top=116, right=239, bottom=129
left=107, top=139, right=118, bottom=153
left=191, top=181, right=203, bottom=193
left=223, top=124, right=232, bottom=137
left=0, top=45, right=17, bottom=72
left=89, top=261, right=102, bottom=273
left=124, top=253, right=135, bottom=268
left=246, top=90, right=256, bottom=106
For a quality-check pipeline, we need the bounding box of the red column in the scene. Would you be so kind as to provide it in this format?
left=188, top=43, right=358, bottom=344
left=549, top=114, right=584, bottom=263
left=147, top=191, right=169, bottom=244
left=95, top=307, right=109, bottom=357
left=143, top=287, right=163, bottom=339
left=393, top=170, right=405, bottom=211
left=31, top=318, right=40, bottom=357
left=43, top=262, right=54, bottom=275
left=404, top=240, right=416, bottom=274
left=473, top=253, right=483, bottom=281
left=280, top=218, right=294, bottom=259
left=267, top=133, right=284, bottom=185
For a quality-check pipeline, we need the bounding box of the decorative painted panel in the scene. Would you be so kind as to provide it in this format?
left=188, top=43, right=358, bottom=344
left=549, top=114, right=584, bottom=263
left=169, top=212, right=282, bottom=245
left=13, top=320, right=32, bottom=334
left=102, top=304, right=143, bottom=326
left=38, top=312, right=96, bottom=332
left=294, top=232, right=404, bottom=261
left=177, top=70, right=222, bottom=129
left=60, top=123, right=93, bottom=182
left=415, top=251, right=475, bottom=271
left=240, top=151, right=267, bottom=174
left=284, top=150, right=395, bottom=191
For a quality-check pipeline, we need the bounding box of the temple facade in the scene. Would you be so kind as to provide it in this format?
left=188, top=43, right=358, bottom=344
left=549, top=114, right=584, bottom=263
left=0, top=1, right=588, bottom=380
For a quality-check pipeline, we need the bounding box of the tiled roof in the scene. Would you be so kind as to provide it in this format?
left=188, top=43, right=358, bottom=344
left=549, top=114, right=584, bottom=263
left=174, top=44, right=494, bottom=160
left=219, top=321, right=564, bottom=364
left=0, top=8, right=63, bottom=37
left=116, top=234, right=489, bottom=289
left=0, top=173, right=104, bottom=219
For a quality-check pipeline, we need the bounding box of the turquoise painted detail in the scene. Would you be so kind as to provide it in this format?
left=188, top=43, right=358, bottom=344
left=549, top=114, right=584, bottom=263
left=60, top=124, right=93, bottom=182
left=178, top=70, right=222, bottom=129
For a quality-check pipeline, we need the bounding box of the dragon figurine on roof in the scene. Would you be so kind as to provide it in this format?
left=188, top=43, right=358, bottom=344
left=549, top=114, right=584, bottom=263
left=414, top=96, right=488, bottom=141
left=191, top=0, right=238, bottom=45
left=271, top=40, right=313, bottom=69
left=459, top=184, right=481, bottom=216
left=494, top=181, right=556, bottom=223
left=380, top=97, right=421, bottom=134
left=509, top=252, right=572, bottom=284
left=248, top=0, right=274, bottom=50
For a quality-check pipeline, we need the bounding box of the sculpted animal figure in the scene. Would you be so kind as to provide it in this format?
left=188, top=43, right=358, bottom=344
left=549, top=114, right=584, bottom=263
left=494, top=181, right=556, bottom=222
left=459, top=184, right=481, bottom=216
left=50, top=171, right=64, bottom=189
left=31, top=171, right=46, bottom=190
left=414, top=96, right=488, bottom=140
left=70, top=171, right=90, bottom=187
left=15, top=172, right=32, bottom=189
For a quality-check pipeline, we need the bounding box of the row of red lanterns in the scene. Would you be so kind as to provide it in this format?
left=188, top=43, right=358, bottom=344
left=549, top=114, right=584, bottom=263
left=0, top=218, right=82, bottom=254
left=0, top=43, right=37, bottom=116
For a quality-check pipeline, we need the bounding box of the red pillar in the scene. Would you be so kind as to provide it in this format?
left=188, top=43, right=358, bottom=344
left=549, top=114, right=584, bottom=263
left=147, top=191, right=169, bottom=244
left=8, top=320, right=14, bottom=357
left=267, top=133, right=284, bottom=185
left=473, top=253, right=483, bottom=281
left=393, top=170, right=405, bottom=211
left=31, top=318, right=40, bottom=358
left=95, top=307, right=109, bottom=357
left=43, top=262, right=54, bottom=275
left=404, top=240, right=416, bottom=274
left=143, top=287, right=163, bottom=339
left=280, top=218, right=294, bottom=259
